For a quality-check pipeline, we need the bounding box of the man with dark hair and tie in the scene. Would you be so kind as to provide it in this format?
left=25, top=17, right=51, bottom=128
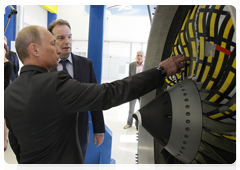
left=48, top=19, right=105, bottom=162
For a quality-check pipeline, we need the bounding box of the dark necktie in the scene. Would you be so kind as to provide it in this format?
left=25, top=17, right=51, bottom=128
left=60, top=59, right=68, bottom=73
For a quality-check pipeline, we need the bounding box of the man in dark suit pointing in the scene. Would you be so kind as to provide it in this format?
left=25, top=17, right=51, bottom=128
left=48, top=19, right=105, bottom=162
left=4, top=25, right=188, bottom=164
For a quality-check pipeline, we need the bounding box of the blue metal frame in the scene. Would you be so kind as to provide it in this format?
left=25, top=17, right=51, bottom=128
left=85, top=5, right=115, bottom=164
left=87, top=5, right=105, bottom=84
left=47, top=11, right=57, bottom=27
left=85, top=113, right=115, bottom=164
left=4, top=5, right=17, bottom=50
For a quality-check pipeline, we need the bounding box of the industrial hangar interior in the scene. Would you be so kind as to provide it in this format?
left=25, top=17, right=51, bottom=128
left=4, top=5, right=236, bottom=166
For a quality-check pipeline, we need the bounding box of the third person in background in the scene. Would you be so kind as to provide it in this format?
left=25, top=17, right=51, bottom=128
left=124, top=50, right=145, bottom=130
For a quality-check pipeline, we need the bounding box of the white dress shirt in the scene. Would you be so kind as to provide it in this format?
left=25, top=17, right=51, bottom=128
left=57, top=54, right=74, bottom=78
left=136, top=61, right=144, bottom=74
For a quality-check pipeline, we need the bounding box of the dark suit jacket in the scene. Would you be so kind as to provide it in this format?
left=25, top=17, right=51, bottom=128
left=6, top=50, right=19, bottom=81
left=129, top=61, right=137, bottom=76
left=4, top=61, right=13, bottom=90
left=4, top=65, right=165, bottom=164
left=51, top=53, right=105, bottom=158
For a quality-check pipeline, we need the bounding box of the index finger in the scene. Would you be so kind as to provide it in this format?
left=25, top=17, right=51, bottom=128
left=175, top=55, right=190, bottom=63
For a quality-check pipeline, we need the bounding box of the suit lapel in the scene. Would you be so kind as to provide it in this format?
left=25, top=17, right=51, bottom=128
left=132, top=62, right=137, bottom=75
left=72, top=53, right=82, bottom=81
left=134, top=62, right=137, bottom=74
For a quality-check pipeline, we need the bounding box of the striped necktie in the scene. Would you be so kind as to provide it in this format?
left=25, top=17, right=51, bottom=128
left=60, top=59, right=68, bottom=73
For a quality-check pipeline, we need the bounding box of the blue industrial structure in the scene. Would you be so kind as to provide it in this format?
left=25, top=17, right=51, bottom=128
left=85, top=5, right=115, bottom=164
left=47, top=11, right=57, bottom=27
left=87, top=5, right=105, bottom=84
left=85, top=113, right=115, bottom=164
left=4, top=5, right=17, bottom=50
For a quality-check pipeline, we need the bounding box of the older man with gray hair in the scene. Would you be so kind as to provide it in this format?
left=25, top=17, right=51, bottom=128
left=124, top=50, right=145, bottom=130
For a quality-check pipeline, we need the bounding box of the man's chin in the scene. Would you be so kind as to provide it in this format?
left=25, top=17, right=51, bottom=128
left=60, top=52, right=71, bottom=59
left=49, top=63, right=59, bottom=71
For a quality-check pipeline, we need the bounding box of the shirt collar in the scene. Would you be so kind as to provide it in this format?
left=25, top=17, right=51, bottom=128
left=20, top=65, right=48, bottom=74
left=58, top=53, right=73, bottom=64
left=137, top=61, right=144, bottom=66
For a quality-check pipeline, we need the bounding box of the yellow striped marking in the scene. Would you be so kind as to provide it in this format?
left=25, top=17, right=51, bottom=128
left=225, top=111, right=230, bottom=115
left=209, top=94, right=220, bottom=102
left=198, top=12, right=204, bottom=33
left=230, top=103, right=236, bottom=111
left=212, top=42, right=226, bottom=79
left=223, top=18, right=233, bottom=39
left=207, top=55, right=213, bottom=63
left=191, top=61, right=196, bottom=76
left=215, top=5, right=221, bottom=9
left=223, top=135, right=236, bottom=141
left=190, top=5, right=198, bottom=19
left=174, top=47, right=179, bottom=55
left=196, top=63, right=202, bottom=77
left=165, top=78, right=170, bottom=83
left=165, top=78, right=174, bottom=86
left=191, top=41, right=196, bottom=57
left=181, top=32, right=186, bottom=46
left=219, top=71, right=235, bottom=93
left=181, top=10, right=190, bottom=30
left=201, top=65, right=209, bottom=82
left=232, top=57, right=236, bottom=69
left=210, top=130, right=236, bottom=141
left=210, top=131, right=221, bottom=136
left=210, top=13, right=217, bottom=37
left=205, top=80, right=214, bottom=90
left=189, top=23, right=194, bottom=38
left=176, top=73, right=180, bottom=79
left=199, top=36, right=205, bottom=60
left=210, top=113, right=224, bottom=119
left=174, top=35, right=179, bottom=45
left=184, top=47, right=189, bottom=57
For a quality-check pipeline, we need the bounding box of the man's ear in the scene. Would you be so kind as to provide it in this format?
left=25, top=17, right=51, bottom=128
left=28, top=43, right=39, bottom=56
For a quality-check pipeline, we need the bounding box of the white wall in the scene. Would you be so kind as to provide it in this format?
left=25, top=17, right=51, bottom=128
left=57, top=5, right=90, bottom=41
left=56, top=5, right=151, bottom=79
left=57, top=5, right=151, bottom=42
left=23, top=5, right=48, bottom=28
left=16, top=5, right=151, bottom=80
left=105, top=15, right=151, bottom=42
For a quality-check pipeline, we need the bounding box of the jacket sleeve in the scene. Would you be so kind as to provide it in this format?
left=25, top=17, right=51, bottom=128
left=5, top=117, right=20, bottom=162
left=13, top=52, right=20, bottom=78
left=4, top=62, right=13, bottom=90
left=55, top=67, right=164, bottom=114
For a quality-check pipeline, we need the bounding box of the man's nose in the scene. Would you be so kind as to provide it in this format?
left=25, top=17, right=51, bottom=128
left=64, top=37, right=71, bottom=44
left=56, top=46, right=61, bottom=54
